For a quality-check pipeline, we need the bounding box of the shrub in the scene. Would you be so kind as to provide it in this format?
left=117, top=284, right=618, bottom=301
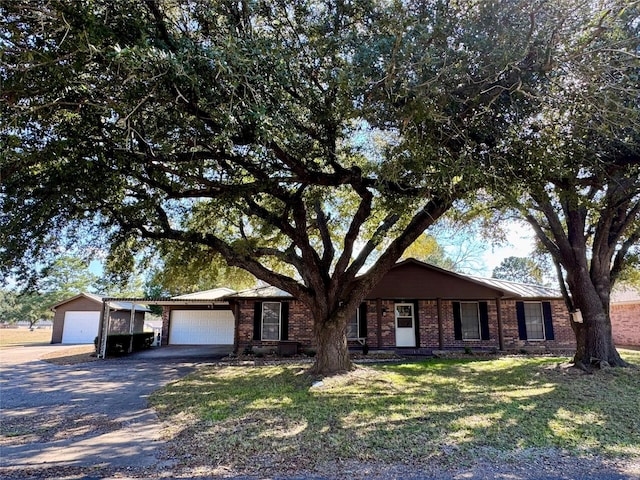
left=105, top=332, right=154, bottom=356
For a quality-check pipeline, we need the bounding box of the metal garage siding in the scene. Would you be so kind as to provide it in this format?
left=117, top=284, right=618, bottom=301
left=169, top=310, right=235, bottom=345
left=62, top=311, right=101, bottom=344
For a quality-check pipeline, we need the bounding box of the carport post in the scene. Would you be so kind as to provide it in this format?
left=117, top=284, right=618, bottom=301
left=99, top=300, right=110, bottom=359
left=129, top=303, right=136, bottom=353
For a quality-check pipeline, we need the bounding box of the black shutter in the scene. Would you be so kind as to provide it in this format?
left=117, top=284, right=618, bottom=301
left=358, top=303, right=368, bottom=339
left=542, top=302, right=555, bottom=340
left=453, top=302, right=462, bottom=340
left=253, top=302, right=262, bottom=341
left=413, top=300, right=420, bottom=346
left=281, top=302, right=289, bottom=340
left=516, top=301, right=527, bottom=340
left=479, top=302, right=490, bottom=340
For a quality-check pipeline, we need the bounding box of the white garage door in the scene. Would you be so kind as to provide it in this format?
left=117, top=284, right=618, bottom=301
left=169, top=310, right=235, bottom=345
left=62, top=311, right=101, bottom=344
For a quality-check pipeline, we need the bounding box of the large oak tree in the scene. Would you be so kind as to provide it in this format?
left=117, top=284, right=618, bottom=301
left=494, top=0, right=640, bottom=369
left=1, top=0, right=571, bottom=373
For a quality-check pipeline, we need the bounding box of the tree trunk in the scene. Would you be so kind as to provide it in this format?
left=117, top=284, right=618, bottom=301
left=310, top=315, right=353, bottom=375
left=568, top=270, right=628, bottom=370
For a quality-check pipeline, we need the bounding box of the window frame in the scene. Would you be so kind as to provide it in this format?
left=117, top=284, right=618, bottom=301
left=395, top=302, right=415, bottom=329
left=523, top=301, right=545, bottom=341
left=346, top=308, right=360, bottom=340
left=460, top=301, right=481, bottom=341
left=261, top=302, right=282, bottom=341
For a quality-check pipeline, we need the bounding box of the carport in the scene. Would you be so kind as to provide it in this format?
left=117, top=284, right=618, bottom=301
left=97, top=289, right=238, bottom=359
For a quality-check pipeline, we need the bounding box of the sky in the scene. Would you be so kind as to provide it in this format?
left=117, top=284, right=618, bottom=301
left=475, top=223, right=536, bottom=277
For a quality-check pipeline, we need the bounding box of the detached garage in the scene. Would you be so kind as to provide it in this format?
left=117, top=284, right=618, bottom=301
left=51, top=293, right=148, bottom=344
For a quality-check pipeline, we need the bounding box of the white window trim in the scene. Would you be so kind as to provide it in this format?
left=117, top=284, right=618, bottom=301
left=347, top=308, right=360, bottom=340
left=261, top=302, right=281, bottom=341
left=395, top=302, right=415, bottom=329
left=524, top=301, right=546, bottom=341
left=460, top=301, right=481, bottom=341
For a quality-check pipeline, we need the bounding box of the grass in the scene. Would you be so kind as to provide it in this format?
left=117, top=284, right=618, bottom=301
left=0, top=327, right=52, bottom=346
left=150, top=350, right=640, bottom=472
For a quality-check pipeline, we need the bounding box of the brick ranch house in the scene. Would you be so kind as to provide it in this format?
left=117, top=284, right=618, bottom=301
left=160, top=259, right=576, bottom=354
left=611, top=286, right=640, bottom=347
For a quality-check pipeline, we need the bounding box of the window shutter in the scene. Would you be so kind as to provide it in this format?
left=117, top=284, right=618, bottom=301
left=542, top=302, right=555, bottom=340
left=281, top=302, right=289, bottom=341
left=516, top=301, right=527, bottom=340
left=253, top=302, right=262, bottom=341
left=479, top=302, right=490, bottom=340
left=453, top=302, right=462, bottom=340
left=358, top=302, right=368, bottom=339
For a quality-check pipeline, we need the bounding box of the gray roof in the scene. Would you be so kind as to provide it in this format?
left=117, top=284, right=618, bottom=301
left=51, top=292, right=151, bottom=312
left=173, top=287, right=236, bottom=300
left=84, top=293, right=151, bottom=312
left=463, top=275, right=561, bottom=299
left=226, top=285, right=294, bottom=299
left=611, top=285, right=640, bottom=304
left=224, top=271, right=560, bottom=301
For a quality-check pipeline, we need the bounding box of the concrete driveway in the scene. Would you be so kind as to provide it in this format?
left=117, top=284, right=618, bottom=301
left=0, top=344, right=224, bottom=476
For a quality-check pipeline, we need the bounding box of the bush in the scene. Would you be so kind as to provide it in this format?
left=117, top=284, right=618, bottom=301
left=105, top=332, right=154, bottom=356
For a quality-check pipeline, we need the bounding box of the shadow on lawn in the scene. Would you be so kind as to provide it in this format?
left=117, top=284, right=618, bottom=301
left=151, top=356, right=640, bottom=473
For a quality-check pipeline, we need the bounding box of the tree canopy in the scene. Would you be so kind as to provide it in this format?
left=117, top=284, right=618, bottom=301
left=492, top=256, right=543, bottom=285
left=491, top=0, right=640, bottom=368
left=2, top=0, right=634, bottom=372
left=401, top=234, right=456, bottom=271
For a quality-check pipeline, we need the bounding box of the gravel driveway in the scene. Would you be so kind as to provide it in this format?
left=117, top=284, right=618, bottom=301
left=0, top=345, right=196, bottom=478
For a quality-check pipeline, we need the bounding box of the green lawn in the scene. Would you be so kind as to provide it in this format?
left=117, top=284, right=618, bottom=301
left=150, top=350, right=640, bottom=471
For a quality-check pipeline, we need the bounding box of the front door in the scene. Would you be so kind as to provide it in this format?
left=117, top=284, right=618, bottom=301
left=395, top=303, right=416, bottom=347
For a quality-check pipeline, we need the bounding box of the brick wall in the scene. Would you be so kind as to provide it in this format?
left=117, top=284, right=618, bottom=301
left=161, top=308, right=170, bottom=345
left=611, top=303, right=640, bottom=347
left=234, top=297, right=575, bottom=352
left=236, top=300, right=315, bottom=352
left=500, top=299, right=575, bottom=351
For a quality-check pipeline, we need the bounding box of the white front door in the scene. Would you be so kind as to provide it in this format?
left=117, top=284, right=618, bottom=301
left=395, top=303, right=416, bottom=347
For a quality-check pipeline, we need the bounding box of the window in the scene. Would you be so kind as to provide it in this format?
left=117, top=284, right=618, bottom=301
left=395, top=303, right=414, bottom=328
left=261, top=302, right=281, bottom=341
left=524, top=302, right=545, bottom=340
left=346, top=309, right=359, bottom=339
left=460, top=302, right=480, bottom=340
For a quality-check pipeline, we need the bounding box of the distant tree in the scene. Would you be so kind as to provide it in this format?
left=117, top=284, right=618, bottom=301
left=402, top=234, right=456, bottom=271
left=0, top=289, right=19, bottom=323
left=38, top=256, right=98, bottom=300
left=492, top=257, right=543, bottom=285
left=14, top=293, right=53, bottom=328
left=0, top=256, right=97, bottom=327
left=0, top=289, right=53, bottom=328
left=618, top=268, right=640, bottom=290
